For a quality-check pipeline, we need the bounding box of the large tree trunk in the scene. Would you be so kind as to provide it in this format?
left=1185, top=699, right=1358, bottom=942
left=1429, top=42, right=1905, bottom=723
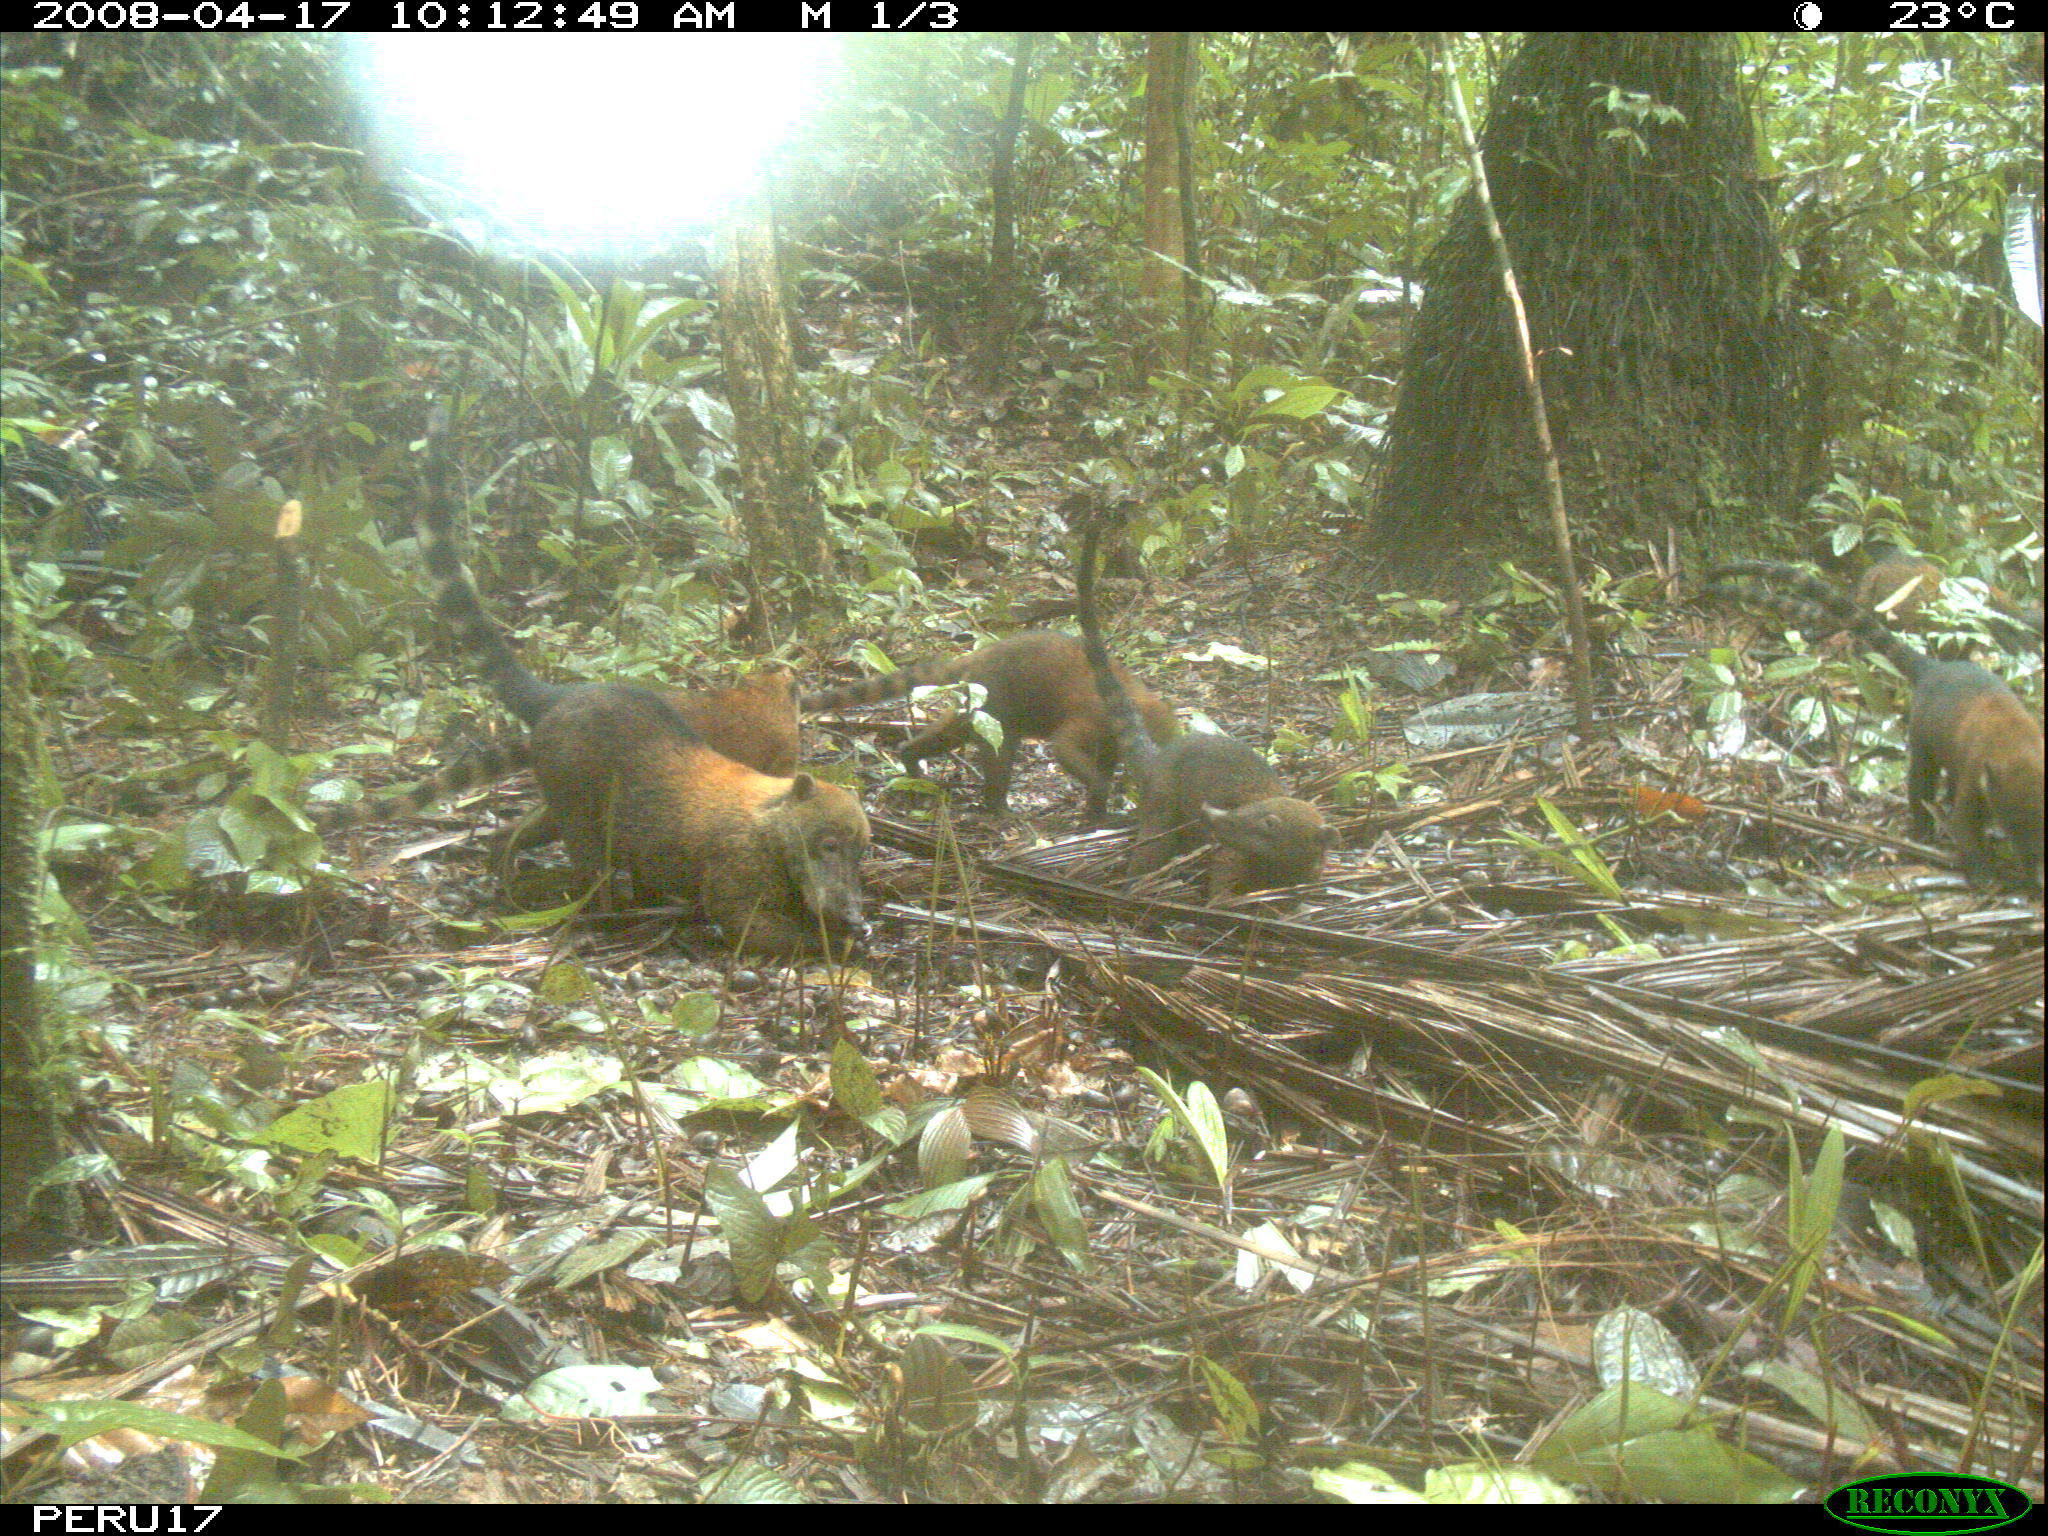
left=1135, top=33, right=1193, bottom=380
left=1, top=543, right=80, bottom=1259
left=718, top=178, right=833, bottom=642
left=1372, top=35, right=1812, bottom=588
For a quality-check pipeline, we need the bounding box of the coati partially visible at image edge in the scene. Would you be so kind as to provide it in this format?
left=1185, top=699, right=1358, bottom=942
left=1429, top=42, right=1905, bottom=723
left=1073, top=514, right=1334, bottom=897
left=326, top=408, right=870, bottom=956
left=1846, top=542, right=2043, bottom=642
left=1710, top=560, right=2043, bottom=889
left=802, top=632, right=1180, bottom=819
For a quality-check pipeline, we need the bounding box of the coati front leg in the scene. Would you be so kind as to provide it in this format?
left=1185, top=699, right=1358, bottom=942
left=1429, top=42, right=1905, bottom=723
left=1905, top=730, right=1942, bottom=846
left=699, top=878, right=849, bottom=957
left=1946, top=766, right=1999, bottom=886
left=899, top=704, right=1023, bottom=812
left=976, top=730, right=1023, bottom=812
left=549, top=779, right=629, bottom=909
left=898, top=708, right=975, bottom=779
left=1204, top=843, right=1252, bottom=900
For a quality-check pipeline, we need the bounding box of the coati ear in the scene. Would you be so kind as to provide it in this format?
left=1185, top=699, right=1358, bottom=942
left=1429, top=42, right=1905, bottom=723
left=786, top=773, right=817, bottom=800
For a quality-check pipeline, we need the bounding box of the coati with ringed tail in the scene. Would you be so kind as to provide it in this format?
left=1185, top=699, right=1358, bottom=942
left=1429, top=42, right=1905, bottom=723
left=340, top=664, right=802, bottom=870
left=500, top=663, right=799, bottom=861
left=1842, top=542, right=2042, bottom=642
left=1072, top=511, right=1334, bottom=897
left=327, top=408, right=869, bottom=956
left=1854, top=544, right=1945, bottom=622
left=802, top=632, right=1180, bottom=819
left=1709, top=560, right=2043, bottom=889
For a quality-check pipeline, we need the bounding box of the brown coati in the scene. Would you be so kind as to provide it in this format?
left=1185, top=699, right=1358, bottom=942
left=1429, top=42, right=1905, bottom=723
left=338, top=665, right=801, bottom=861
left=1072, top=517, right=1334, bottom=898
left=519, top=685, right=868, bottom=957
left=801, top=632, right=1180, bottom=819
left=1854, top=544, right=1945, bottom=621
left=326, top=410, right=870, bottom=956
left=327, top=711, right=870, bottom=956
left=414, top=405, right=802, bottom=775
left=502, top=663, right=800, bottom=859
left=1709, top=560, right=2044, bottom=889
left=1849, top=543, right=2041, bottom=642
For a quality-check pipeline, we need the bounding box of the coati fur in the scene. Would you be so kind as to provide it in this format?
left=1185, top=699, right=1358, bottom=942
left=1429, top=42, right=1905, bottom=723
left=1849, top=543, right=2042, bottom=643
left=801, top=632, right=1180, bottom=818
left=1073, top=517, right=1334, bottom=898
left=328, top=409, right=870, bottom=956
left=502, top=664, right=799, bottom=859
left=1710, top=560, right=2044, bottom=889
left=518, top=685, right=868, bottom=957
left=1854, top=544, right=1945, bottom=622
left=338, top=665, right=800, bottom=861
left=412, top=406, right=802, bottom=773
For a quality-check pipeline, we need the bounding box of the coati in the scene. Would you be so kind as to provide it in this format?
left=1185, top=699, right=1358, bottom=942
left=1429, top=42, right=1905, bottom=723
left=801, top=632, right=1180, bottom=819
left=410, top=406, right=802, bottom=774
left=501, top=663, right=799, bottom=859
left=1710, top=560, right=2044, bottom=889
left=1072, top=516, right=1334, bottom=898
left=327, top=410, right=870, bottom=956
left=1848, top=543, right=2041, bottom=641
left=1854, top=544, right=1945, bottom=621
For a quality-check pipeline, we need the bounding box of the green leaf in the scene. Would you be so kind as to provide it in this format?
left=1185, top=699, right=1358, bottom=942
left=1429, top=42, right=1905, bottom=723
left=536, top=963, right=596, bottom=1005
left=667, top=991, right=721, bottom=1034
left=1782, top=1122, right=1844, bottom=1328
left=885, top=1173, right=997, bottom=1221
left=702, top=1164, right=783, bottom=1303
left=1031, top=1157, right=1089, bottom=1268
left=18, top=1400, right=306, bottom=1459
left=503, top=1365, right=665, bottom=1420
left=918, top=1103, right=970, bottom=1189
left=702, top=1457, right=807, bottom=1504
left=829, top=1035, right=883, bottom=1123
left=1253, top=383, right=1341, bottom=420
left=259, top=1081, right=394, bottom=1162
left=1192, top=1354, right=1259, bottom=1441
left=1135, top=1067, right=1229, bottom=1188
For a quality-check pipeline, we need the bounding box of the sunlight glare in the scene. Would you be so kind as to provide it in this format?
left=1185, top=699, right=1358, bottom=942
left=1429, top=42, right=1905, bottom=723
left=350, top=36, right=835, bottom=259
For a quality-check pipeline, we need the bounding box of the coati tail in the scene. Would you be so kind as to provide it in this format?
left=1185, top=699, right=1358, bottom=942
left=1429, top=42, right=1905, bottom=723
left=319, top=739, right=533, bottom=833
left=1707, top=560, right=1931, bottom=684
left=799, top=656, right=976, bottom=714
left=418, top=405, right=565, bottom=727
left=1073, top=510, right=1162, bottom=791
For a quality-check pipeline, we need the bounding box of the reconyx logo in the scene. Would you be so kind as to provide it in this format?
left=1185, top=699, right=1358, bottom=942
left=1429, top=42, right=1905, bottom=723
left=1824, top=1474, right=2031, bottom=1534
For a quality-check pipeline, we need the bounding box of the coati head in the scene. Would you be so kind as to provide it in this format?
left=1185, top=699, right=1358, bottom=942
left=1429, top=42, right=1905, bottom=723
left=1202, top=797, right=1338, bottom=887
left=1855, top=546, right=1943, bottom=620
left=762, top=773, right=872, bottom=944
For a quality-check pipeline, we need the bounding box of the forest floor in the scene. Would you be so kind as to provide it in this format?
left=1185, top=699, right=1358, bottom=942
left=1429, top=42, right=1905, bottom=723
left=17, top=387, right=2044, bottom=1504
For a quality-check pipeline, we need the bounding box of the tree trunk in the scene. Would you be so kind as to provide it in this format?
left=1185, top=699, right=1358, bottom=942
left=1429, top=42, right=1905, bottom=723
left=717, top=177, right=833, bottom=642
left=1, top=543, right=80, bottom=1259
left=979, top=33, right=1036, bottom=388
left=1136, top=33, right=1192, bottom=378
